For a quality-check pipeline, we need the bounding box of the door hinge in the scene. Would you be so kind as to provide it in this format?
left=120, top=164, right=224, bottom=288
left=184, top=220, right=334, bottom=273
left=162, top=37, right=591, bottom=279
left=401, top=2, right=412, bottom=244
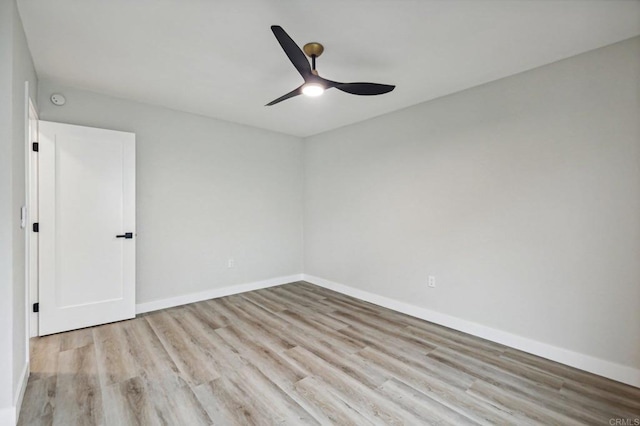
left=33, top=303, right=39, bottom=313
left=32, top=142, right=39, bottom=152
left=32, top=222, right=39, bottom=232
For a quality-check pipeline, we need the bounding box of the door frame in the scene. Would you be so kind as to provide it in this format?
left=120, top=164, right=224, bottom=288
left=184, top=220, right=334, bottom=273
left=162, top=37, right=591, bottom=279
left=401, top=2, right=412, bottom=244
left=26, top=83, right=38, bottom=340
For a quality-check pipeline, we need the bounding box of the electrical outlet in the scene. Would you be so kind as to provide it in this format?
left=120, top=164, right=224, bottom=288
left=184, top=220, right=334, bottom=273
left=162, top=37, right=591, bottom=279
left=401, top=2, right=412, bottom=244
left=227, top=258, right=235, bottom=268
left=428, top=275, right=436, bottom=288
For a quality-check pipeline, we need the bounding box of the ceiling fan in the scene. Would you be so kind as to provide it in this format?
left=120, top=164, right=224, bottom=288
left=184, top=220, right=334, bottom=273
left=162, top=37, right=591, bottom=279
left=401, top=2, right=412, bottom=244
left=266, top=25, right=395, bottom=106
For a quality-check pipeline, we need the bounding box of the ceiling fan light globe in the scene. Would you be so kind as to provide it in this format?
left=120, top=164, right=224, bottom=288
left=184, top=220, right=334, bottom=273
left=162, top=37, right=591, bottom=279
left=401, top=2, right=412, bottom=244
left=302, top=83, right=324, bottom=97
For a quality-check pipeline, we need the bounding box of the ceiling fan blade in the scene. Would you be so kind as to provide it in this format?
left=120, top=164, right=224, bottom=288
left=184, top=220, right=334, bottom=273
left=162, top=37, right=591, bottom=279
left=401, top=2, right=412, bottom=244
left=335, top=82, right=395, bottom=96
left=271, top=26, right=312, bottom=79
left=266, top=85, right=304, bottom=106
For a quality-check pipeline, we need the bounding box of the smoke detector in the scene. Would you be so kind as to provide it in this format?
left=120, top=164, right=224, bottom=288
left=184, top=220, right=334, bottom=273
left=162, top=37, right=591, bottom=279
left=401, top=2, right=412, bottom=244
left=50, top=93, right=66, bottom=106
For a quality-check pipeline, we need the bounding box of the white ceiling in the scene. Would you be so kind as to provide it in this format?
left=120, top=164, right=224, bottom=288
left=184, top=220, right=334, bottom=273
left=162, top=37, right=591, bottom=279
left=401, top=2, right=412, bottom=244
left=17, top=0, right=640, bottom=137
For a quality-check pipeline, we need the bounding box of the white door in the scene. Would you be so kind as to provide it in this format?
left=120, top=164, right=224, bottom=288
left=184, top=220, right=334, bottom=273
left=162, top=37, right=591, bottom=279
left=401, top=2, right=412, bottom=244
left=38, top=121, right=136, bottom=335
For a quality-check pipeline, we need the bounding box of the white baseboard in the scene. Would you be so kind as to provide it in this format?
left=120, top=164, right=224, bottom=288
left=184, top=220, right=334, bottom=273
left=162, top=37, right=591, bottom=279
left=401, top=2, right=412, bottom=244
left=14, top=362, right=29, bottom=425
left=303, top=274, right=640, bottom=388
left=136, top=274, right=304, bottom=314
left=0, top=362, right=29, bottom=426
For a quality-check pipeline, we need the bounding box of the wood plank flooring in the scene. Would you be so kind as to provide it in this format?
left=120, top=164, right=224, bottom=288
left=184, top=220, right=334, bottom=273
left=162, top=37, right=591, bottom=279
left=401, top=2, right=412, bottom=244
left=19, top=281, right=640, bottom=425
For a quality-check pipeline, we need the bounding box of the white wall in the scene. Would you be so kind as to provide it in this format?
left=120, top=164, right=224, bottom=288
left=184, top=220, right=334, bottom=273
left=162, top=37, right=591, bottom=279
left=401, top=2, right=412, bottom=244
left=37, top=82, right=304, bottom=306
left=0, top=0, right=15, bottom=420
left=11, top=0, right=37, bottom=409
left=304, top=37, right=640, bottom=380
left=0, top=0, right=38, bottom=423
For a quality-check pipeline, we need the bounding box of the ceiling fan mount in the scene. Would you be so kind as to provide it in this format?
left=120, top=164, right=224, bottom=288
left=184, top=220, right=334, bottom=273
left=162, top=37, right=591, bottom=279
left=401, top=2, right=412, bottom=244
left=303, top=42, right=324, bottom=59
left=266, top=26, right=395, bottom=106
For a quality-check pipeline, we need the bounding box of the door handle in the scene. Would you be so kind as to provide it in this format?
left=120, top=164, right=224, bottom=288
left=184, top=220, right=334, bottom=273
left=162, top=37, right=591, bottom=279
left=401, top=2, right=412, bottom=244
left=116, top=232, right=133, bottom=239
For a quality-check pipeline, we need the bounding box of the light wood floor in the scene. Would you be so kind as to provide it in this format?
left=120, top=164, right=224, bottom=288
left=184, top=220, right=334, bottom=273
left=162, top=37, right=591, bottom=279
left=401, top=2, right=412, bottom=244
left=20, top=281, right=640, bottom=425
